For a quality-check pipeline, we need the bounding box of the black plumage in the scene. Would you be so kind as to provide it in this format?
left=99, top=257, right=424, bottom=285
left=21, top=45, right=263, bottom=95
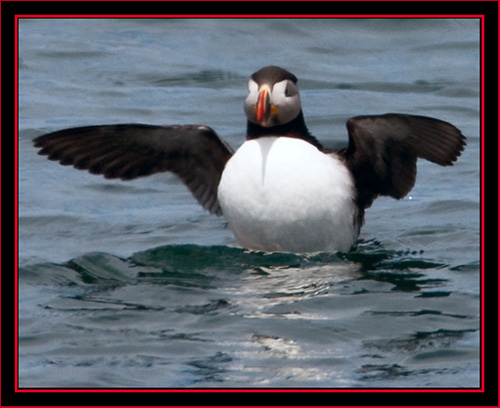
left=33, top=65, right=466, bottom=252
left=33, top=124, right=233, bottom=215
left=341, top=113, right=466, bottom=211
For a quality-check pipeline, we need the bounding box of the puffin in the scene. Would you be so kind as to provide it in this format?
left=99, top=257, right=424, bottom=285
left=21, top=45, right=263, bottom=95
left=33, top=66, right=466, bottom=253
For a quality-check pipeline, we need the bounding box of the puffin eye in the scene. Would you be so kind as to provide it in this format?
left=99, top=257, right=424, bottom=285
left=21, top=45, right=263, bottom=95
left=248, top=79, right=258, bottom=93
left=284, top=81, right=298, bottom=97
left=272, top=80, right=297, bottom=100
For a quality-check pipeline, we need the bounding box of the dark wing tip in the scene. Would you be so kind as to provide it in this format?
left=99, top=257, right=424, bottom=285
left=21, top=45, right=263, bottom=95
left=33, top=124, right=233, bottom=217
left=346, top=113, right=466, bottom=166
left=402, top=114, right=466, bottom=166
left=344, top=113, right=466, bottom=209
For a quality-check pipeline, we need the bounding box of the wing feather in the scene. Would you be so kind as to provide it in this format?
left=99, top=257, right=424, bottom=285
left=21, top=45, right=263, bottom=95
left=342, top=113, right=466, bottom=210
left=33, top=124, right=234, bottom=215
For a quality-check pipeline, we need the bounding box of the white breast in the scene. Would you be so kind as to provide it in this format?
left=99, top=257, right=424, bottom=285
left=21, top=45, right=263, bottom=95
left=217, top=137, right=358, bottom=253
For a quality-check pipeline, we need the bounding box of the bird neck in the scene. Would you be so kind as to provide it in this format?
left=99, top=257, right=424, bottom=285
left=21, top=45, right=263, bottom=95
left=246, top=111, right=323, bottom=151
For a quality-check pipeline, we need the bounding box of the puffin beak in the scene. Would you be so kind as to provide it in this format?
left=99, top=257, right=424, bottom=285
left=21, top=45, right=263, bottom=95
left=255, top=84, right=276, bottom=126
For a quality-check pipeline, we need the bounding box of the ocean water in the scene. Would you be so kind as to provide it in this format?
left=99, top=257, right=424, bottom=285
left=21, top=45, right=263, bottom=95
left=18, top=18, right=480, bottom=388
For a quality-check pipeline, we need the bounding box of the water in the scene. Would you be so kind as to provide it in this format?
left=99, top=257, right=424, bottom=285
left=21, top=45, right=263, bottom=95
left=18, top=18, right=481, bottom=388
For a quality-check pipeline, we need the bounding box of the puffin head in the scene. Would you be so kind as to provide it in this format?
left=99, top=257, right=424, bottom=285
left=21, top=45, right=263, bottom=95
left=244, top=66, right=302, bottom=128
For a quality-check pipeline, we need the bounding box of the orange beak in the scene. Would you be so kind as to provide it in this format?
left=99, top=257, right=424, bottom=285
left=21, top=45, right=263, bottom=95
left=256, top=86, right=271, bottom=126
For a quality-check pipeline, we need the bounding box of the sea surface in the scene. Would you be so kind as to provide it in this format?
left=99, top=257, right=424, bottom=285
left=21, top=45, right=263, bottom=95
left=18, top=18, right=481, bottom=388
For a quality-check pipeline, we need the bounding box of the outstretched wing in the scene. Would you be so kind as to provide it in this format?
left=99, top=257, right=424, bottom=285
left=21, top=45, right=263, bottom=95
left=33, top=124, right=234, bottom=215
left=341, top=113, right=466, bottom=209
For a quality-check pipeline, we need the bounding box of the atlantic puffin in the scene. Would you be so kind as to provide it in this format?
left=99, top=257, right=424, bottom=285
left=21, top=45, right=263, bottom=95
left=33, top=66, right=466, bottom=253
